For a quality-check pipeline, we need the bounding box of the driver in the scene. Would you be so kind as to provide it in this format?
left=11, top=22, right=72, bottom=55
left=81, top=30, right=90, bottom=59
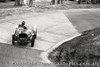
left=15, top=21, right=32, bottom=36
left=18, top=21, right=27, bottom=29
left=15, top=21, right=27, bottom=29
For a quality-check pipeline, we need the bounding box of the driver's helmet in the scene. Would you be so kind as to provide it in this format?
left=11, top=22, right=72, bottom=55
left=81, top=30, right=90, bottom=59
left=21, top=21, right=25, bottom=26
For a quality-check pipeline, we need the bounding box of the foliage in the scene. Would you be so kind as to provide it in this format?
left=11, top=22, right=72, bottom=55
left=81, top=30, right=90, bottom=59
left=78, top=0, right=100, bottom=4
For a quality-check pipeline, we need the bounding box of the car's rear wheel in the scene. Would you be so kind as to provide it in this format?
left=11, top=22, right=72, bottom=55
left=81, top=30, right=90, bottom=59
left=31, top=35, right=35, bottom=47
left=12, top=35, right=15, bottom=45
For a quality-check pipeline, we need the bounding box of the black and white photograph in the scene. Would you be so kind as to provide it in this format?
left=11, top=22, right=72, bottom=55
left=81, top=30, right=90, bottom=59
left=0, top=0, right=100, bottom=67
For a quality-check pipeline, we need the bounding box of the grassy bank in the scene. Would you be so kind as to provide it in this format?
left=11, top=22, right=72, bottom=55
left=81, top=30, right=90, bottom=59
left=49, top=28, right=100, bottom=67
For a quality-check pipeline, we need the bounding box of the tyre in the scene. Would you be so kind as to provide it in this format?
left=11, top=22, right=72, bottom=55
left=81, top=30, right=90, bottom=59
left=33, top=26, right=37, bottom=38
left=12, top=35, right=15, bottom=45
left=31, top=36, right=35, bottom=47
left=78, top=0, right=82, bottom=4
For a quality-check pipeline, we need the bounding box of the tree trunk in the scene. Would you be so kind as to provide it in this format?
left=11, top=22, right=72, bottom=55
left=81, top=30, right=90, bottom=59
left=51, top=0, right=63, bottom=5
left=14, top=0, right=22, bottom=6
left=29, top=0, right=33, bottom=7
left=57, top=0, right=63, bottom=4
left=52, top=0, right=55, bottom=4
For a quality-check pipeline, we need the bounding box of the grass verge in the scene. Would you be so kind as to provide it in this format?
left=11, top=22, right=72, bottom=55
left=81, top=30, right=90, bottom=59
left=49, top=28, right=100, bottom=67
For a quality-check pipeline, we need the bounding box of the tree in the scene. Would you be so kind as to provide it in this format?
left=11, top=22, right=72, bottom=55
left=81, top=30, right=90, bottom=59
left=29, top=0, right=33, bottom=7
left=51, top=0, right=55, bottom=4
left=14, top=0, right=34, bottom=7
left=57, top=0, right=63, bottom=4
left=51, top=0, right=63, bottom=4
left=14, top=0, right=22, bottom=6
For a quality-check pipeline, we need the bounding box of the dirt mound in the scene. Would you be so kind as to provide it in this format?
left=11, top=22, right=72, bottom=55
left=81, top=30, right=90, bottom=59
left=49, top=28, right=100, bottom=67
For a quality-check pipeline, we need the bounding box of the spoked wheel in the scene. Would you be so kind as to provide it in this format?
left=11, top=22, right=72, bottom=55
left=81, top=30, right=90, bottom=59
left=31, top=35, right=35, bottom=47
left=12, top=35, right=15, bottom=45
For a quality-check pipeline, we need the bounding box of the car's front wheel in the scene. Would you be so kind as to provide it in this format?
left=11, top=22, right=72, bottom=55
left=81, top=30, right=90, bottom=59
left=12, top=35, right=15, bottom=45
left=33, top=26, right=37, bottom=38
left=31, top=35, right=35, bottom=47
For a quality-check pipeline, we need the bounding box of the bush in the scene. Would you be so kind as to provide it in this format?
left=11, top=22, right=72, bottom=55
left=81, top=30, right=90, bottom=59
left=78, top=0, right=100, bottom=4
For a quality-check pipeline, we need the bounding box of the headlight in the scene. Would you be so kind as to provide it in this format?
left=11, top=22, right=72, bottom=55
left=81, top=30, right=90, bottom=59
left=16, top=35, right=18, bottom=37
left=12, top=33, right=15, bottom=35
left=32, top=33, right=34, bottom=36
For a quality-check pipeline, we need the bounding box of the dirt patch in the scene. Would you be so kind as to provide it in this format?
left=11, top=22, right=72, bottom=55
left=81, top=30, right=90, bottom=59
left=49, top=28, right=100, bottom=67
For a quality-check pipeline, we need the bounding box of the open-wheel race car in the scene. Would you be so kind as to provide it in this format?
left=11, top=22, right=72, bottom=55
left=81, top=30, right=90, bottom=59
left=12, top=26, right=37, bottom=47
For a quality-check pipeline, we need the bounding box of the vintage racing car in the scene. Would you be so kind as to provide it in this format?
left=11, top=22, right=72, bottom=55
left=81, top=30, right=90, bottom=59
left=12, top=26, right=37, bottom=47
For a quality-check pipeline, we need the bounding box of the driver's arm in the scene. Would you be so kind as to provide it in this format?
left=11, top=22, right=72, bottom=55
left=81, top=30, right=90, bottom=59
left=15, top=25, right=18, bottom=29
left=24, top=26, right=27, bottom=29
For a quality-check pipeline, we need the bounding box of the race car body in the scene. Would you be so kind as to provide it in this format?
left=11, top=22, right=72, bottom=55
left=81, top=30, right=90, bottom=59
left=12, top=26, right=37, bottom=47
